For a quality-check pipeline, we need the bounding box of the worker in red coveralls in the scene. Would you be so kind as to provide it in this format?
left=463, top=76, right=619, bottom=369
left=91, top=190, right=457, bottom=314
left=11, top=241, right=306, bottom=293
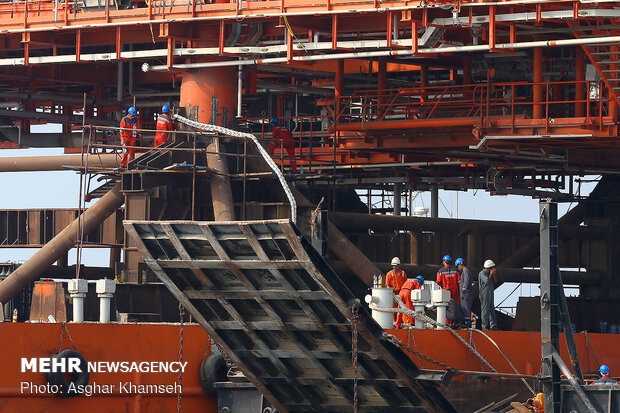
left=119, top=106, right=141, bottom=167
left=395, top=276, right=424, bottom=328
left=436, top=254, right=461, bottom=305
left=154, top=104, right=174, bottom=147
left=267, top=116, right=297, bottom=173
left=386, top=257, right=407, bottom=323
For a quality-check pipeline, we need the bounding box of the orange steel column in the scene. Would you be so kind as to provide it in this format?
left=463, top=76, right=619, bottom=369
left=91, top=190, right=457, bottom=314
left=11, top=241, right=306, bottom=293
left=180, top=67, right=236, bottom=127
left=377, top=57, right=387, bottom=110
left=180, top=68, right=236, bottom=220
left=335, top=59, right=344, bottom=120
left=378, top=57, right=387, bottom=91
left=420, top=65, right=428, bottom=102
left=610, top=45, right=618, bottom=122
left=575, top=47, right=585, bottom=117
left=533, top=48, right=543, bottom=119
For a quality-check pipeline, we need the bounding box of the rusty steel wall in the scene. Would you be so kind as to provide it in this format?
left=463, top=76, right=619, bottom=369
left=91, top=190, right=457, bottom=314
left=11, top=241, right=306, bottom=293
left=351, top=231, right=607, bottom=271
left=0, top=209, right=123, bottom=248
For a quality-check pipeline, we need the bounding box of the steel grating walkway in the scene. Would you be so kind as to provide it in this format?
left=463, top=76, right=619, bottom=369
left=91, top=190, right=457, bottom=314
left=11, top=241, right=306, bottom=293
left=124, top=219, right=456, bottom=413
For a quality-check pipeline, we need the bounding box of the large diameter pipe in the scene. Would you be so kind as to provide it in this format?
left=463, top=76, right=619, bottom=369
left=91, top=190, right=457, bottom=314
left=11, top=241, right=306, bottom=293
left=0, top=184, right=124, bottom=304
left=207, top=142, right=235, bottom=221
left=330, top=211, right=606, bottom=240
left=327, top=222, right=382, bottom=286
left=0, top=154, right=123, bottom=172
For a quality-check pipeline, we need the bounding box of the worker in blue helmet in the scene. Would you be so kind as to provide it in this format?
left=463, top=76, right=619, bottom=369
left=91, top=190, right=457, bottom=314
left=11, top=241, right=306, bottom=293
left=267, top=116, right=297, bottom=173
left=120, top=107, right=141, bottom=167
left=592, top=365, right=619, bottom=385
left=395, top=275, right=425, bottom=328
left=436, top=254, right=461, bottom=305
left=155, top=104, right=174, bottom=147
left=456, top=258, right=474, bottom=328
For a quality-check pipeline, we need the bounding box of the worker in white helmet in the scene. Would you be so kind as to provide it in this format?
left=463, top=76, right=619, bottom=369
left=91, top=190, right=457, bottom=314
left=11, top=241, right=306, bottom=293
left=479, top=259, right=498, bottom=330
left=386, top=257, right=407, bottom=294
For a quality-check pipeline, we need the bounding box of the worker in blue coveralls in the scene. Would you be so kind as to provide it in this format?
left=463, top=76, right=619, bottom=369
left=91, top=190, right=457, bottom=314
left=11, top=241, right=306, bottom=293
left=456, top=258, right=474, bottom=328
left=479, top=259, right=498, bottom=330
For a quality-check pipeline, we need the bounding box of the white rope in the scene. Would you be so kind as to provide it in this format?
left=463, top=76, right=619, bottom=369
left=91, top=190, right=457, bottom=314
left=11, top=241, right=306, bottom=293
left=173, top=114, right=297, bottom=223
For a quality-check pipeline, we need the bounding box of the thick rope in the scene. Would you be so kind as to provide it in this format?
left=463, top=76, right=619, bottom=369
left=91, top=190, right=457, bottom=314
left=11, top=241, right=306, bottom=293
left=371, top=297, right=496, bottom=373
left=173, top=114, right=297, bottom=223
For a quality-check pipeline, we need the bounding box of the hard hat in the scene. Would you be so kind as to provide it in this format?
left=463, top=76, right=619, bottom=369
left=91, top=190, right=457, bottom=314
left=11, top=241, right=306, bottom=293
left=442, top=255, right=452, bottom=262
left=391, top=257, right=401, bottom=266
left=162, top=104, right=170, bottom=113
left=270, top=116, right=279, bottom=124
left=484, top=259, right=496, bottom=269
left=600, top=365, right=610, bottom=375
left=128, top=107, right=137, bottom=116
left=416, top=275, right=424, bottom=284
left=455, top=258, right=465, bottom=266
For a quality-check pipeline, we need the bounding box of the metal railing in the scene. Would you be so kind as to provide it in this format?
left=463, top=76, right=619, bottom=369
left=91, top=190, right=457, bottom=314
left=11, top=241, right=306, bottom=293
left=240, top=114, right=334, bottom=173
left=336, top=84, right=481, bottom=125
left=335, top=80, right=613, bottom=132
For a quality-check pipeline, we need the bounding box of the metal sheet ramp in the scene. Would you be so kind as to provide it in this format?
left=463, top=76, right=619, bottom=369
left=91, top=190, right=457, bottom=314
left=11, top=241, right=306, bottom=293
left=124, top=219, right=456, bottom=413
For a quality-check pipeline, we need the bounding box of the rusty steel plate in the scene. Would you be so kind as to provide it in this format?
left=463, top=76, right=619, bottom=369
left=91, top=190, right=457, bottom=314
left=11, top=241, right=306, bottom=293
left=125, top=219, right=456, bottom=413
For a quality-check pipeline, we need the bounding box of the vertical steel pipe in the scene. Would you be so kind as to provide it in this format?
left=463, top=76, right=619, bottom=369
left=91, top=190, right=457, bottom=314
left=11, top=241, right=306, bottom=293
left=327, top=222, right=381, bottom=286
left=533, top=48, right=543, bottom=118
left=575, top=47, right=585, bottom=118
left=207, top=141, right=235, bottom=221
left=335, top=59, right=344, bottom=118
left=431, top=184, right=439, bottom=218
left=393, top=182, right=402, bottom=215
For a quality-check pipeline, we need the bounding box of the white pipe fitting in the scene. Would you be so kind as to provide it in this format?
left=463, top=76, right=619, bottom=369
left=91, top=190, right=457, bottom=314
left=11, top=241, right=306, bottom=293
left=369, top=288, right=395, bottom=329
left=431, top=288, right=452, bottom=330
left=96, top=279, right=116, bottom=323
left=68, top=279, right=88, bottom=323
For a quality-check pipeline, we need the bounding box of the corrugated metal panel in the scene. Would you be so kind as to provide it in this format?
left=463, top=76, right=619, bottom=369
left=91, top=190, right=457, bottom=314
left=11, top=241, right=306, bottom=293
left=125, top=219, right=456, bottom=413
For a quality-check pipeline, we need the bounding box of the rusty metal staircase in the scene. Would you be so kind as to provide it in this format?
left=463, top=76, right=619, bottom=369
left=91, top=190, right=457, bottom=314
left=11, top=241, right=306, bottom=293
left=570, top=22, right=620, bottom=108
left=125, top=219, right=457, bottom=413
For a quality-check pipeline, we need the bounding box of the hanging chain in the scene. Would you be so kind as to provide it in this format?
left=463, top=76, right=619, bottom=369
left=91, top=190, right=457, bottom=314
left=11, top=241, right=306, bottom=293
left=382, top=332, right=456, bottom=372
left=585, top=331, right=600, bottom=368
left=214, top=340, right=235, bottom=368
left=177, top=303, right=185, bottom=413
left=350, top=300, right=360, bottom=413
left=58, top=322, right=77, bottom=353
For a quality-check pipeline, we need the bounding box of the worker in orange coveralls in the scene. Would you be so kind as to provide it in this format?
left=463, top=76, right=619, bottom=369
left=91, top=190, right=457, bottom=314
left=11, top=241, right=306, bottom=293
left=436, top=254, right=461, bottom=305
left=267, top=116, right=297, bottom=173
left=119, top=106, right=141, bottom=167
left=395, top=276, right=424, bottom=328
left=386, top=257, right=407, bottom=322
left=154, top=104, right=174, bottom=147
left=386, top=256, right=407, bottom=293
